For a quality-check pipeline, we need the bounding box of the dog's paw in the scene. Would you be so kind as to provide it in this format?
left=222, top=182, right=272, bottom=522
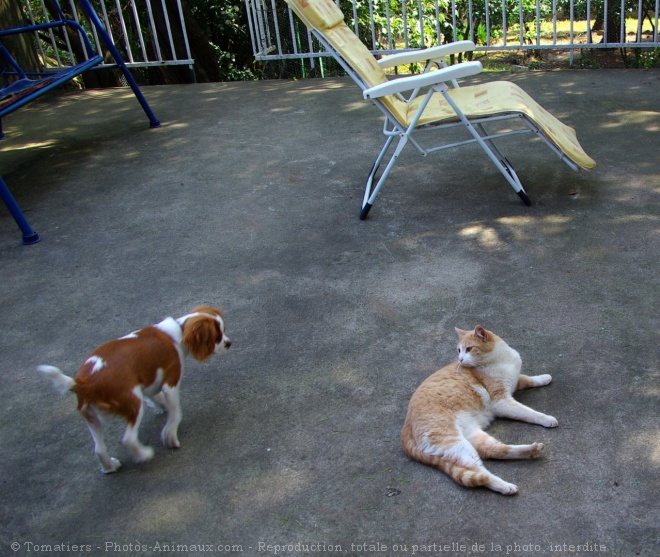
left=101, top=458, right=122, bottom=474
left=162, top=429, right=180, bottom=449
left=134, top=446, right=155, bottom=463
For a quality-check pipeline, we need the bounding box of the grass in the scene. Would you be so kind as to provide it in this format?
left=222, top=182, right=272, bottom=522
left=501, top=17, right=657, bottom=46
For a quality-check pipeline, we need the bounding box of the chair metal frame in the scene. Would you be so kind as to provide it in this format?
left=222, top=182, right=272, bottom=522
left=0, top=0, right=160, bottom=244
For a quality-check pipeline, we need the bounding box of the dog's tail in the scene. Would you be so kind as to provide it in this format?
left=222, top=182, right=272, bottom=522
left=37, top=365, right=75, bottom=395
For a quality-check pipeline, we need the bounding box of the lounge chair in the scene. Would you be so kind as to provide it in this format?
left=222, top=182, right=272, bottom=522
left=284, top=0, right=596, bottom=219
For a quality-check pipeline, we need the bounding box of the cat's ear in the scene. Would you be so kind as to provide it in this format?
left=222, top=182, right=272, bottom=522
left=475, top=325, right=489, bottom=341
left=455, top=327, right=468, bottom=337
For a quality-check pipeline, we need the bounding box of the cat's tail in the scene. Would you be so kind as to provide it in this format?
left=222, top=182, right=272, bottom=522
left=401, top=427, right=490, bottom=488
left=37, top=365, right=75, bottom=395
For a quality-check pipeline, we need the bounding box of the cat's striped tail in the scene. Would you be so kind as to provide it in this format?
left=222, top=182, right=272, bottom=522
left=401, top=427, right=491, bottom=489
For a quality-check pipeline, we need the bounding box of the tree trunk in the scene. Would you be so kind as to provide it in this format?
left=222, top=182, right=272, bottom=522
left=0, top=0, right=41, bottom=73
left=147, top=0, right=223, bottom=84
left=592, top=0, right=624, bottom=44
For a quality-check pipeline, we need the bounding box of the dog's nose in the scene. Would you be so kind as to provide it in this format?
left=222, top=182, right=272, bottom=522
left=225, top=340, right=232, bottom=349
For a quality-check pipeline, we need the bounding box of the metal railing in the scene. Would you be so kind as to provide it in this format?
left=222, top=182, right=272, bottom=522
left=246, top=0, right=660, bottom=62
left=19, top=0, right=193, bottom=70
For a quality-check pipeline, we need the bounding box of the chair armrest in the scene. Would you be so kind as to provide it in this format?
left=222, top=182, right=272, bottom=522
left=363, top=61, right=483, bottom=99
left=377, top=41, right=476, bottom=69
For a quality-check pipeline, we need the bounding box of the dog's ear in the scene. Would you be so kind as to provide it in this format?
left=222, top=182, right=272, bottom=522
left=182, top=316, right=218, bottom=361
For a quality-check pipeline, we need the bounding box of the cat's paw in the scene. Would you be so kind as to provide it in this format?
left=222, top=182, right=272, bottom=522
left=529, top=442, right=545, bottom=458
left=536, top=374, right=553, bottom=386
left=542, top=415, right=559, bottom=428
left=488, top=477, right=518, bottom=495
left=500, top=483, right=518, bottom=496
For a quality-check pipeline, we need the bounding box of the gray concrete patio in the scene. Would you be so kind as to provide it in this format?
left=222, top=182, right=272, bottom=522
left=1, top=70, right=658, bottom=557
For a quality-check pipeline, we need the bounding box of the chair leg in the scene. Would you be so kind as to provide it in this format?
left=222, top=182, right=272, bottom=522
left=474, top=123, right=531, bottom=205
left=360, top=134, right=408, bottom=220
left=442, top=89, right=533, bottom=205
left=0, top=176, right=40, bottom=245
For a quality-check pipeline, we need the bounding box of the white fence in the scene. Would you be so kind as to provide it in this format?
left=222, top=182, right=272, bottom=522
left=20, top=0, right=193, bottom=70
left=246, top=0, right=660, bottom=62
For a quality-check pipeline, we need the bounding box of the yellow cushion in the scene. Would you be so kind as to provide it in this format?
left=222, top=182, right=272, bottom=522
left=285, top=0, right=344, bottom=30
left=323, top=25, right=386, bottom=88
left=284, top=0, right=385, bottom=89
left=322, top=25, right=414, bottom=121
left=405, top=81, right=596, bottom=170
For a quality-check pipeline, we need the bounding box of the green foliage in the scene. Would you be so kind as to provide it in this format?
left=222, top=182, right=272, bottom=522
left=19, top=0, right=660, bottom=82
left=629, top=47, right=660, bottom=68
left=575, top=53, right=601, bottom=68
left=190, top=0, right=259, bottom=80
left=24, top=0, right=259, bottom=81
left=554, top=0, right=654, bottom=20
left=340, top=0, right=658, bottom=51
left=340, top=0, right=552, bottom=50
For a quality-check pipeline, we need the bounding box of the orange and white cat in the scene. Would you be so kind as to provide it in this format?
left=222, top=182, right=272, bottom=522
left=401, top=326, right=557, bottom=495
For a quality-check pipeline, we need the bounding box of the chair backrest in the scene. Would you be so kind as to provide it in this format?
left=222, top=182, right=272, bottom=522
left=284, top=0, right=407, bottom=121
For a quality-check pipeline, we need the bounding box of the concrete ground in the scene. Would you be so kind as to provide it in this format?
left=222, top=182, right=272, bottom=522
left=0, top=70, right=658, bottom=557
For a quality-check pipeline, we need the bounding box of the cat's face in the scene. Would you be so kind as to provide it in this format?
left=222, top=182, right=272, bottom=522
left=454, top=325, right=495, bottom=367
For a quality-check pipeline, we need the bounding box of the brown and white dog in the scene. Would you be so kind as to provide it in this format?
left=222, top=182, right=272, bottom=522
left=37, top=305, right=230, bottom=473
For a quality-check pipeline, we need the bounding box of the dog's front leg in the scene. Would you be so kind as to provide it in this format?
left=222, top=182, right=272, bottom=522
left=161, top=384, right=182, bottom=448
